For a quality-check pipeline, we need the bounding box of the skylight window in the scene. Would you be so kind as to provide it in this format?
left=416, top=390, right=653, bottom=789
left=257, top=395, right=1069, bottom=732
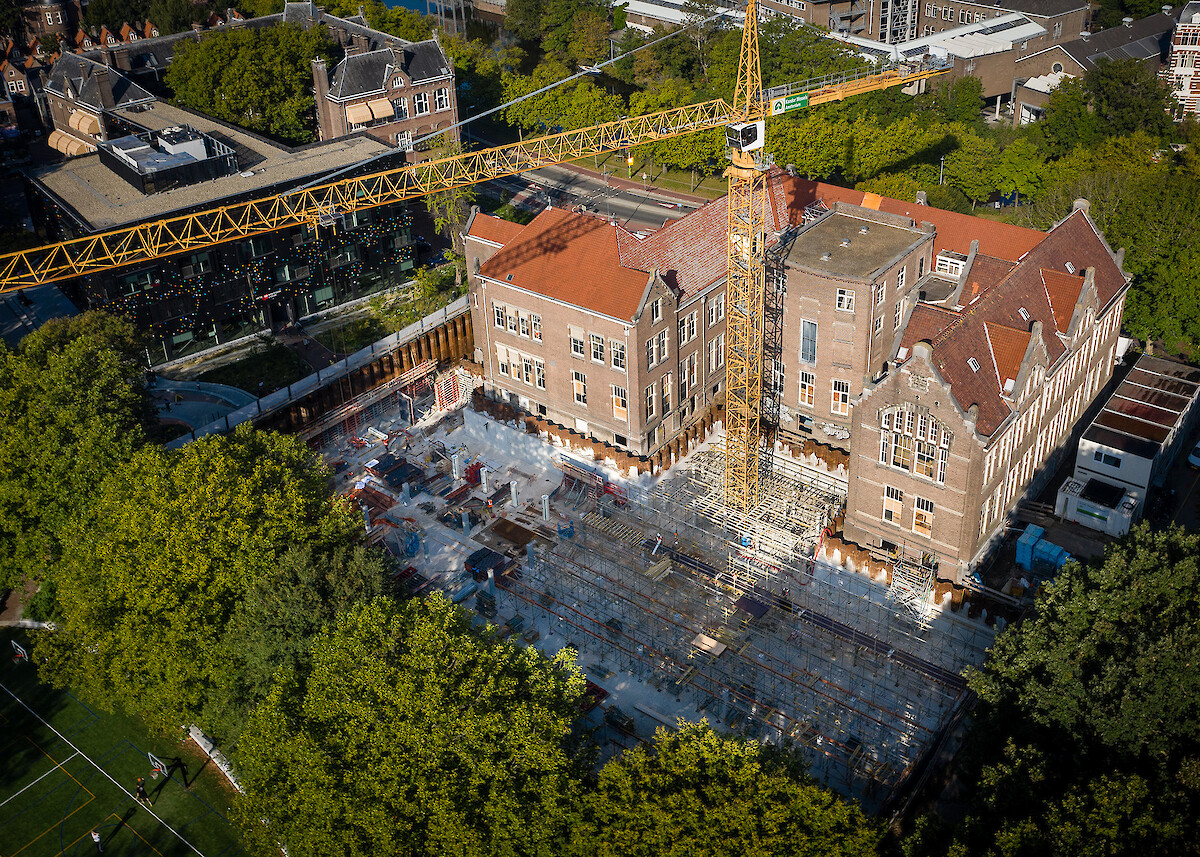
left=1018, top=307, right=1029, bottom=320
left=968, top=357, right=980, bottom=373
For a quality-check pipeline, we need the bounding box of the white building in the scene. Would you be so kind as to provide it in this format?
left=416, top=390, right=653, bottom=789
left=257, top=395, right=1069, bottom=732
left=1056, top=353, right=1200, bottom=535
left=1166, top=1, right=1200, bottom=114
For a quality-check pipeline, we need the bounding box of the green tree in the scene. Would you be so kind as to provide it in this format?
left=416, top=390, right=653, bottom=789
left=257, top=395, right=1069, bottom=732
left=33, top=425, right=363, bottom=736
left=919, top=75, right=985, bottom=124
left=146, top=0, right=201, bottom=35
left=0, top=312, right=148, bottom=591
left=234, top=595, right=585, bottom=857
left=1042, top=75, right=1099, bottom=158
left=165, top=25, right=336, bottom=145
left=1085, top=57, right=1175, bottom=139
left=769, top=112, right=854, bottom=179
left=502, top=59, right=623, bottom=132
left=573, top=722, right=880, bottom=856
left=994, top=138, right=1044, bottom=202
left=943, top=132, right=999, bottom=208
left=918, top=525, right=1200, bottom=857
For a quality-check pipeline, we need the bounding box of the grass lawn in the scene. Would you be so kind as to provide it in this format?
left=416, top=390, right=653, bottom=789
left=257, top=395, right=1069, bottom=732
left=0, top=630, right=245, bottom=857
left=196, top=342, right=310, bottom=395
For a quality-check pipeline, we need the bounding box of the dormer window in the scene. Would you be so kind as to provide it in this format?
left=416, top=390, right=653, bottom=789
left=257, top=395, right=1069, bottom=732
left=107, top=35, right=117, bottom=45
left=391, top=75, right=404, bottom=88
left=935, top=251, right=966, bottom=278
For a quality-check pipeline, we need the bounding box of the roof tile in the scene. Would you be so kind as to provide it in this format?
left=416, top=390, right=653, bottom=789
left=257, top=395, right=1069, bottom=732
left=467, top=213, right=524, bottom=246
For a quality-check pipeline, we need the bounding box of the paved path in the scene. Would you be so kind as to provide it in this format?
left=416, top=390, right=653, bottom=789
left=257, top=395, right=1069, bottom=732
left=149, top=378, right=258, bottom=431
left=276, top=325, right=340, bottom=369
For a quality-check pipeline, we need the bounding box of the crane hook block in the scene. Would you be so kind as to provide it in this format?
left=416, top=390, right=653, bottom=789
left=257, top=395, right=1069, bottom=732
left=726, top=121, right=765, bottom=153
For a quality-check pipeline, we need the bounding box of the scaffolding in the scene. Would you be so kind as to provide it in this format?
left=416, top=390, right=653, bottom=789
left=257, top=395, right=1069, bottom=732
left=487, top=444, right=994, bottom=806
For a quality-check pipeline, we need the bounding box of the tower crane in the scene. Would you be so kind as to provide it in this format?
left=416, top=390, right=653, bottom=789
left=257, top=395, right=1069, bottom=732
left=0, top=8, right=949, bottom=511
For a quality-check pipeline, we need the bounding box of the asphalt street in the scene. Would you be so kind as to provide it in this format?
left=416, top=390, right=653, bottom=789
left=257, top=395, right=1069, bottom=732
left=483, top=163, right=701, bottom=232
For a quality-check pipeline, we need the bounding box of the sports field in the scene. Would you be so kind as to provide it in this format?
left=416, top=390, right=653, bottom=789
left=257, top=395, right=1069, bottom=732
left=0, top=633, right=246, bottom=857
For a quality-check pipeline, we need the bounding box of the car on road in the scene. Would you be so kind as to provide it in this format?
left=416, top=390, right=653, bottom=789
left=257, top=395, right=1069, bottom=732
left=1188, top=441, right=1200, bottom=468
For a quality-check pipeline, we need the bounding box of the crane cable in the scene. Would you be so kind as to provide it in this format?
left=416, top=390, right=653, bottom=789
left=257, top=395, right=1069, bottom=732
left=292, top=4, right=748, bottom=193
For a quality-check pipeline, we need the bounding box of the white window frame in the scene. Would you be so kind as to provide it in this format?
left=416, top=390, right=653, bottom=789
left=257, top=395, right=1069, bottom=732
left=493, top=303, right=505, bottom=329
left=799, top=371, right=815, bottom=407
left=708, top=294, right=725, bottom=325
left=678, top=310, right=697, bottom=346
left=645, top=383, right=656, bottom=419
left=434, top=88, right=450, bottom=111
left=897, top=266, right=906, bottom=292
left=413, top=91, right=429, bottom=115
left=831, top=380, right=850, bottom=416
left=661, top=372, right=672, bottom=414
left=800, top=319, right=817, bottom=364
left=571, top=331, right=586, bottom=358
left=532, top=314, right=542, bottom=341
left=894, top=301, right=904, bottom=330
left=611, top=339, right=626, bottom=370
left=612, top=385, right=628, bottom=421
left=836, top=288, right=855, bottom=312
left=573, top=370, right=587, bottom=406
left=590, top=333, right=605, bottom=364
left=708, top=333, right=724, bottom=373
left=883, top=486, right=903, bottom=524
left=650, top=298, right=662, bottom=324
left=913, top=496, right=934, bottom=537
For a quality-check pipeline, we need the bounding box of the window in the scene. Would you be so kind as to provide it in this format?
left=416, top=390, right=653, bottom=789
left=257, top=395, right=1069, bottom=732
left=1051, top=61, right=1064, bottom=73
left=532, top=314, right=542, bottom=341
left=118, top=270, right=154, bottom=297
left=800, top=319, right=817, bottom=364
left=522, top=357, right=533, bottom=385
left=661, top=372, right=672, bottom=414
left=396, top=130, right=413, bottom=151
left=1053, top=21, right=1062, bottom=37
left=413, top=92, right=429, bottom=115
left=645, top=383, right=656, bottom=419
left=941, top=5, right=952, bottom=19
left=573, top=370, right=587, bottom=405
left=571, top=329, right=586, bottom=358
left=968, top=357, right=981, bottom=373
left=590, top=333, right=605, bottom=363
left=45, top=11, right=52, bottom=23
left=1093, top=449, right=1122, bottom=468
left=679, top=353, right=697, bottom=398
left=519, top=315, right=530, bottom=338
left=497, top=345, right=510, bottom=377
left=873, top=316, right=882, bottom=335
left=915, top=440, right=937, bottom=479
left=493, top=303, right=505, bottom=329
left=708, top=294, right=725, bottom=325
left=897, top=266, right=906, bottom=291
left=894, top=301, right=904, bottom=330
left=1018, top=306, right=1030, bottom=321
left=391, top=75, right=405, bottom=89
left=831, top=380, right=850, bottom=416
left=611, top=340, right=626, bottom=370
left=959, top=8, right=969, bottom=22
left=913, top=497, right=934, bottom=537
left=247, top=237, right=271, bottom=258
left=708, top=333, right=724, bottom=372
left=919, top=256, right=925, bottom=277
left=883, top=486, right=904, bottom=524
left=678, top=311, right=697, bottom=345
left=184, top=252, right=212, bottom=277
left=507, top=311, right=518, bottom=333
left=770, top=360, right=785, bottom=396
left=647, top=329, right=669, bottom=367
left=936, top=253, right=965, bottom=276
left=612, top=385, right=628, bottom=421
left=434, top=88, right=450, bottom=111
left=799, top=371, right=815, bottom=407
left=651, top=298, right=662, bottom=323
left=394, top=99, right=409, bottom=120
left=881, top=407, right=951, bottom=483
left=535, top=360, right=545, bottom=389
left=873, top=282, right=883, bottom=307
left=836, top=288, right=855, bottom=312
left=924, top=2, right=935, bottom=13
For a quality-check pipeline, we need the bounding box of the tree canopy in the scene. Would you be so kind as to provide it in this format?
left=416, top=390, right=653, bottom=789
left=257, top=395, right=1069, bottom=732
left=32, top=424, right=373, bottom=739
left=0, top=312, right=148, bottom=592
left=909, top=525, right=1200, bottom=857
left=165, top=24, right=335, bottom=145
left=233, top=595, right=586, bottom=857
left=574, top=722, right=880, bottom=857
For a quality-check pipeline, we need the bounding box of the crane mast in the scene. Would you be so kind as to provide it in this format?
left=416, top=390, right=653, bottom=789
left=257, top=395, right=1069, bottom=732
left=722, top=0, right=768, bottom=513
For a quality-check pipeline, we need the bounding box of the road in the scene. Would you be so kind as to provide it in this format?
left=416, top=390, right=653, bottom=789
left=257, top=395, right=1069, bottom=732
left=482, top=163, right=702, bottom=233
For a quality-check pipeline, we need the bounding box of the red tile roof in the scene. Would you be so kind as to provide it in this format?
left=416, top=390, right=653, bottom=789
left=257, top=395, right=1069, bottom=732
left=467, top=213, right=525, bottom=246
left=963, top=255, right=1016, bottom=303
left=985, top=321, right=1031, bottom=390
left=904, top=303, right=959, bottom=344
left=1041, top=267, right=1084, bottom=331
left=900, top=209, right=1129, bottom=437
left=478, top=208, right=651, bottom=321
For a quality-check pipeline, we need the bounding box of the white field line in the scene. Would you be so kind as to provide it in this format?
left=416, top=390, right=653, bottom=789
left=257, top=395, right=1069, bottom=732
left=0, top=681, right=207, bottom=857
left=0, top=751, right=80, bottom=807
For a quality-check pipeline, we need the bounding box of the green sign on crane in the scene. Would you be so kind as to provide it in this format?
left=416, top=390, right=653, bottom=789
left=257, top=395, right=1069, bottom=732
left=769, top=93, right=810, bottom=116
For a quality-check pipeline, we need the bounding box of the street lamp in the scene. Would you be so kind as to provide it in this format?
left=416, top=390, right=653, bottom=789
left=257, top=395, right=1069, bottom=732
left=939, top=154, right=945, bottom=185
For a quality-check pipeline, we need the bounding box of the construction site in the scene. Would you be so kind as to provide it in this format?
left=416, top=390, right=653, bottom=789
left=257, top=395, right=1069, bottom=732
left=320, top=370, right=996, bottom=811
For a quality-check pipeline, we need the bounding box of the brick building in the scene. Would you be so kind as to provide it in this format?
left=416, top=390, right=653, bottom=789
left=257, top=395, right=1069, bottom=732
left=1166, top=1, right=1200, bottom=113
left=465, top=174, right=1130, bottom=579
left=844, top=202, right=1130, bottom=582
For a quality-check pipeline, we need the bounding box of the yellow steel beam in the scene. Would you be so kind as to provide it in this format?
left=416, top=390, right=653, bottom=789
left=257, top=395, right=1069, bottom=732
left=0, top=98, right=738, bottom=290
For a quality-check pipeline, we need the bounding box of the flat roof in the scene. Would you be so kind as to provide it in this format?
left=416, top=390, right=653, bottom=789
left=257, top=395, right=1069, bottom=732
left=831, top=12, right=1048, bottom=61
left=29, top=102, right=393, bottom=231
left=1083, top=424, right=1160, bottom=460
left=1092, top=408, right=1170, bottom=445
left=786, top=210, right=925, bottom=280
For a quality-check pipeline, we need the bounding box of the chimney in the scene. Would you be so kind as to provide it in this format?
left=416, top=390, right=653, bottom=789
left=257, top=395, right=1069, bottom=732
left=915, top=190, right=928, bottom=205
left=358, top=4, right=365, bottom=16
left=344, top=43, right=362, bottom=56
left=94, top=64, right=116, bottom=110
left=1080, top=30, right=1090, bottom=40
left=1162, top=5, right=1173, bottom=14
left=1122, top=15, right=1133, bottom=26
left=352, top=32, right=368, bottom=52
left=1073, top=198, right=1090, bottom=213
